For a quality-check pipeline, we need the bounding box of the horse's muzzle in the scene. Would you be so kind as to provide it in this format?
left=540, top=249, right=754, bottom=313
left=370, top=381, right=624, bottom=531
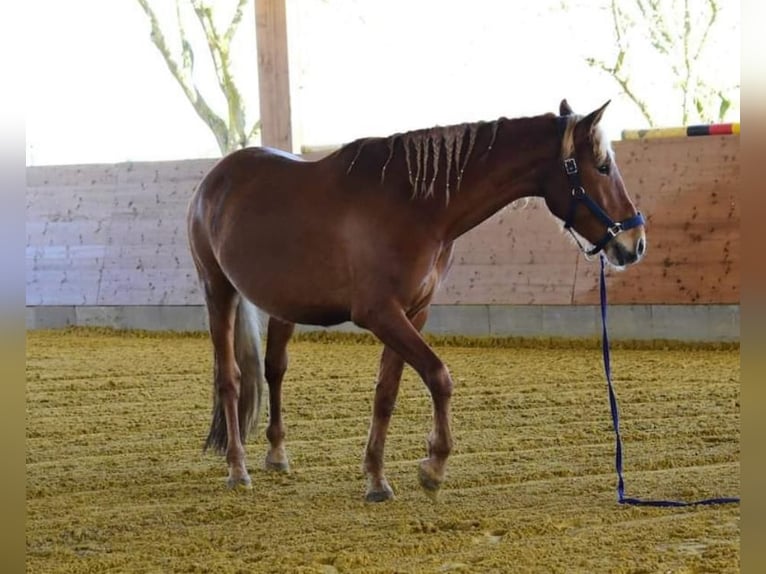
left=607, top=233, right=646, bottom=267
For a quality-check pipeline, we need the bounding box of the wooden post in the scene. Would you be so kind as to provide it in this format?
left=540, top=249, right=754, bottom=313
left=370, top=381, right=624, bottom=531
left=255, top=0, right=293, bottom=151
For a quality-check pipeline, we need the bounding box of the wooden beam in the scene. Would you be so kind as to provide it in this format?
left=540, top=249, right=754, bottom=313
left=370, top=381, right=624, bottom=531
left=255, top=0, right=293, bottom=151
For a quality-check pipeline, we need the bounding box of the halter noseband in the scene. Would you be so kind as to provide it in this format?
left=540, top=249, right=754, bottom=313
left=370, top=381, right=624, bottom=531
left=557, top=116, right=645, bottom=257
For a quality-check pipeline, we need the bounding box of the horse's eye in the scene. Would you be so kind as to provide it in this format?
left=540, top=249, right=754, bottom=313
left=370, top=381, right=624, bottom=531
left=597, top=163, right=610, bottom=175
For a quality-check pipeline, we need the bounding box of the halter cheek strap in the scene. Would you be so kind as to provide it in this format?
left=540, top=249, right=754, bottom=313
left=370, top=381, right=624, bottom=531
left=561, top=156, right=645, bottom=256
left=557, top=116, right=645, bottom=257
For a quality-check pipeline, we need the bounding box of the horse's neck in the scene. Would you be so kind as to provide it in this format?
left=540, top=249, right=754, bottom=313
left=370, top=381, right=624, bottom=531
left=439, top=116, right=558, bottom=240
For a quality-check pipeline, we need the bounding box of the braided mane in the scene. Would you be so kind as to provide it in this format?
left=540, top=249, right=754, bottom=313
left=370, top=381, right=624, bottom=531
left=346, top=120, right=501, bottom=202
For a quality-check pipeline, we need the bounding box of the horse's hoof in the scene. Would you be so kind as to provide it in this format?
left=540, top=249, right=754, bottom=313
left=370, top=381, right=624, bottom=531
left=418, top=460, right=443, bottom=495
left=264, top=459, right=290, bottom=473
left=365, top=482, right=394, bottom=503
left=264, top=452, right=290, bottom=473
left=365, top=489, right=394, bottom=503
left=226, top=475, right=253, bottom=490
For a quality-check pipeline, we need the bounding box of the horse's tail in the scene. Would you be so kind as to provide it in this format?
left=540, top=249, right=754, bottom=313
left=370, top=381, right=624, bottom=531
left=204, top=296, right=265, bottom=454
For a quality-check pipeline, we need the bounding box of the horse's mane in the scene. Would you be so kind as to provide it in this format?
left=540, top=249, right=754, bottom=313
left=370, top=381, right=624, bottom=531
left=345, top=119, right=501, bottom=203
left=560, top=114, right=612, bottom=165
left=342, top=111, right=610, bottom=204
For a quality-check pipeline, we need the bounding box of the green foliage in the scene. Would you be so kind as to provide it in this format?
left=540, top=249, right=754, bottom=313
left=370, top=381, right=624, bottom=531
left=575, top=0, right=738, bottom=127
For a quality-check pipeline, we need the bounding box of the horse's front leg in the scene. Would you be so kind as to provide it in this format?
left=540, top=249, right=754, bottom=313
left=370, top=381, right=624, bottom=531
left=356, top=304, right=453, bottom=498
left=364, top=309, right=428, bottom=502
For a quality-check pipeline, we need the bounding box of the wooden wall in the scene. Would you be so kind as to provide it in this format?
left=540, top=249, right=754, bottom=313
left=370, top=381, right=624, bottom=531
left=25, top=135, right=739, bottom=307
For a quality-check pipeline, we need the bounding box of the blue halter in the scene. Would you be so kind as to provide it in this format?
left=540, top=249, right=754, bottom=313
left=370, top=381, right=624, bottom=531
left=557, top=116, right=645, bottom=256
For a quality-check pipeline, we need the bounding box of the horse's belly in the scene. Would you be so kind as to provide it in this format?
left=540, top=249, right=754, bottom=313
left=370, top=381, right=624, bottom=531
left=243, top=278, right=352, bottom=326
left=264, top=304, right=351, bottom=327
left=220, top=246, right=353, bottom=326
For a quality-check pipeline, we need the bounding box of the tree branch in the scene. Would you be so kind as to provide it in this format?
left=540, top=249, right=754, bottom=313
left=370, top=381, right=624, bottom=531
left=597, top=1, right=655, bottom=125
left=224, top=0, right=250, bottom=45
left=681, top=0, right=691, bottom=124
left=175, top=0, right=193, bottom=71
left=246, top=119, right=262, bottom=143
left=190, top=0, right=248, bottom=150
left=639, top=0, right=674, bottom=56
left=693, top=0, right=718, bottom=62
left=587, top=57, right=655, bottom=125
left=135, top=0, right=230, bottom=153
left=190, top=1, right=226, bottom=92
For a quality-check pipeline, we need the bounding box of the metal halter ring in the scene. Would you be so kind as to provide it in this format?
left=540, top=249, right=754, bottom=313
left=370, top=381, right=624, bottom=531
left=564, top=158, right=578, bottom=175
left=607, top=222, right=623, bottom=237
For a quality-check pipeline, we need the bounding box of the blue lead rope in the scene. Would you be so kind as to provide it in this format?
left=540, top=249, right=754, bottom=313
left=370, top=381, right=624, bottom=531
left=598, top=255, right=740, bottom=507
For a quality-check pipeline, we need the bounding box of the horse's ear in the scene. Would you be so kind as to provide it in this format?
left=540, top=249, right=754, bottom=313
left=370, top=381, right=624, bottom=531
left=578, top=100, right=611, bottom=132
left=559, top=99, right=574, bottom=116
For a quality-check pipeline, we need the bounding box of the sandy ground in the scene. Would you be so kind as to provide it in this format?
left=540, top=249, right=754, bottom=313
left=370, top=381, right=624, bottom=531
left=26, top=329, right=739, bottom=573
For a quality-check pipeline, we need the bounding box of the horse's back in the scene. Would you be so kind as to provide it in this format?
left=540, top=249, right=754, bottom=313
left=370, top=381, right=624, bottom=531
left=199, top=146, right=308, bottom=192
left=190, top=146, right=320, bottom=229
left=240, top=146, right=306, bottom=163
left=188, top=146, right=358, bottom=322
left=188, top=144, right=449, bottom=325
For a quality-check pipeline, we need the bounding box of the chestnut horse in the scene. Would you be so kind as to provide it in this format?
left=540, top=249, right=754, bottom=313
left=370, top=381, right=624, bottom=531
left=187, top=99, right=646, bottom=501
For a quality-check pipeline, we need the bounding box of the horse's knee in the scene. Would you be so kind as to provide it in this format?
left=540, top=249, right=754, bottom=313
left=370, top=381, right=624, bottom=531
left=264, top=356, right=287, bottom=385
left=425, top=363, right=453, bottom=400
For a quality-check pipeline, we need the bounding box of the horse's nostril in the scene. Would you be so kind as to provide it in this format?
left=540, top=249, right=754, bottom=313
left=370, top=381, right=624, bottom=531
left=613, top=242, right=628, bottom=266
left=636, top=237, right=646, bottom=258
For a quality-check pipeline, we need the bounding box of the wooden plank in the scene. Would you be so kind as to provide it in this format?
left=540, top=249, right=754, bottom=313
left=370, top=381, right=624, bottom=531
left=115, top=158, right=216, bottom=186
left=452, top=199, right=577, bottom=266
left=26, top=185, right=117, bottom=221
left=26, top=243, right=105, bottom=305
left=573, top=135, right=739, bottom=304
left=97, top=265, right=202, bottom=306
left=27, top=220, right=110, bottom=247
left=572, top=234, right=739, bottom=305
left=107, top=184, right=192, bottom=221
left=25, top=136, right=739, bottom=308
left=26, top=244, right=105, bottom=267
left=26, top=164, right=118, bottom=187
left=439, top=200, right=580, bottom=304
left=26, top=269, right=102, bottom=306
left=256, top=0, right=293, bottom=150
left=436, top=263, right=579, bottom=305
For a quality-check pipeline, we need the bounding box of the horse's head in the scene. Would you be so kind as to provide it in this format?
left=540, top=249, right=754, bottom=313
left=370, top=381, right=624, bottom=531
left=543, top=99, right=646, bottom=268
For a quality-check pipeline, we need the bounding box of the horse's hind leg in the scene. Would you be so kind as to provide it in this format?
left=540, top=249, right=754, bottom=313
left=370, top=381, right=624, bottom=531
left=203, top=279, right=252, bottom=488
left=364, top=308, right=428, bottom=502
left=263, top=316, right=295, bottom=472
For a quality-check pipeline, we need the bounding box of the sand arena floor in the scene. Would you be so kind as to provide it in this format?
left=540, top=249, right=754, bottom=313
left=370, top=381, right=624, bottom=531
left=26, top=329, right=739, bottom=573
